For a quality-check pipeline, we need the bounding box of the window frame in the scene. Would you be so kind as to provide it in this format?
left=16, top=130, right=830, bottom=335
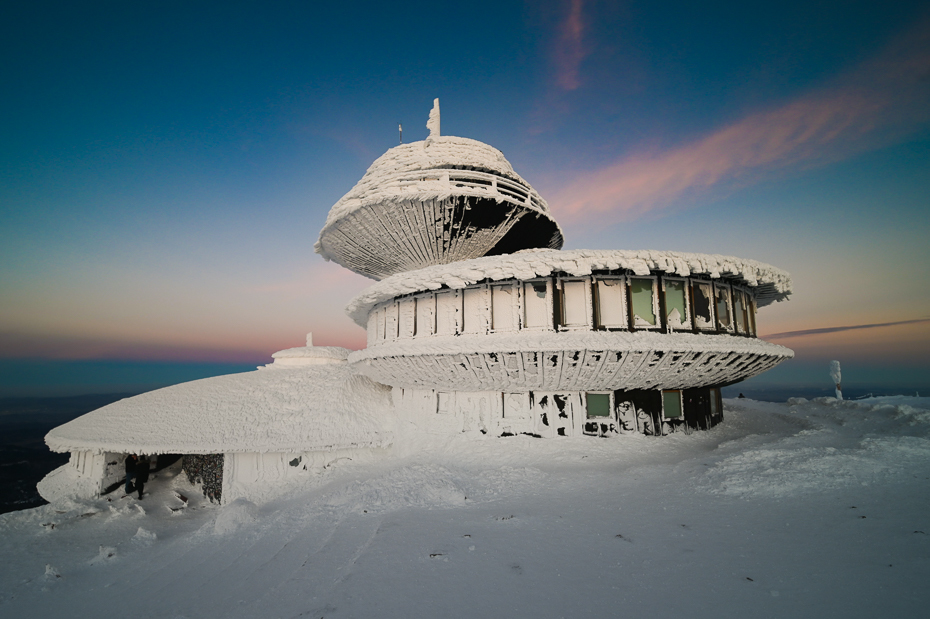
left=556, top=277, right=593, bottom=331
left=713, top=283, right=735, bottom=333
left=462, top=284, right=491, bottom=335
left=690, top=279, right=717, bottom=332
left=661, top=276, right=692, bottom=332
left=522, top=278, right=553, bottom=331
left=490, top=281, right=519, bottom=333
left=414, top=292, right=435, bottom=337
left=628, top=276, right=661, bottom=331
left=397, top=296, right=416, bottom=339
left=662, top=389, right=683, bottom=421
left=593, top=276, right=628, bottom=330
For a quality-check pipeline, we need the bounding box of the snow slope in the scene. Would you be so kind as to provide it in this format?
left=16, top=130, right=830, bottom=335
left=3, top=396, right=929, bottom=618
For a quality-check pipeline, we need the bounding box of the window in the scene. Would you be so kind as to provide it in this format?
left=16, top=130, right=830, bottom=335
left=594, top=277, right=627, bottom=329
left=375, top=306, right=385, bottom=341
left=435, top=290, right=460, bottom=335
left=586, top=393, right=611, bottom=417
left=414, top=293, right=435, bottom=336
left=714, top=284, right=733, bottom=332
left=748, top=298, right=757, bottom=336
left=662, top=390, right=682, bottom=419
left=398, top=297, right=416, bottom=338
left=733, top=289, right=748, bottom=335
left=663, top=278, right=690, bottom=330
left=437, top=392, right=453, bottom=415
left=503, top=393, right=528, bottom=419
left=709, top=388, right=720, bottom=418
left=491, top=283, right=517, bottom=332
left=559, top=279, right=589, bottom=328
left=629, top=278, right=658, bottom=328
left=462, top=286, right=489, bottom=334
left=384, top=302, right=399, bottom=341
left=523, top=280, right=550, bottom=329
left=691, top=281, right=715, bottom=330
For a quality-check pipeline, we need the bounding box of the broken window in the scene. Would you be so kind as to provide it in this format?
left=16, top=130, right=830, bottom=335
left=662, top=278, right=690, bottom=331
left=523, top=280, right=550, bottom=329
left=491, top=283, right=517, bottom=332
left=691, top=281, right=715, bottom=330
left=629, top=277, right=658, bottom=328
left=733, top=289, right=747, bottom=335
left=594, top=277, right=627, bottom=329
left=559, top=279, right=589, bottom=328
left=585, top=393, right=611, bottom=417
left=714, top=284, right=733, bottom=332
left=662, top=390, right=682, bottom=419
left=414, top=293, right=435, bottom=337
left=462, top=286, right=489, bottom=334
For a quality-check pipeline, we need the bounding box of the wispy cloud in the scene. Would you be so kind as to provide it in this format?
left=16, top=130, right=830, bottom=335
left=553, top=0, right=588, bottom=91
left=764, top=318, right=930, bottom=340
left=551, top=21, right=930, bottom=224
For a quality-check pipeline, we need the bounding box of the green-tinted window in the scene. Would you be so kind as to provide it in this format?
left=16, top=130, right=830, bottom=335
left=663, top=391, right=682, bottom=419
left=630, top=278, right=656, bottom=327
left=586, top=393, right=611, bottom=417
left=664, top=279, right=687, bottom=328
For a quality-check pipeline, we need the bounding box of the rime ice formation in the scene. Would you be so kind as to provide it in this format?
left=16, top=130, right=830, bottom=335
left=42, top=100, right=794, bottom=505
left=830, top=360, right=843, bottom=400
left=314, top=102, right=563, bottom=280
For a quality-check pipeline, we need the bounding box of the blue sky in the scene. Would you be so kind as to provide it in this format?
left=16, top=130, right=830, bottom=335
left=1, top=0, right=928, bottom=396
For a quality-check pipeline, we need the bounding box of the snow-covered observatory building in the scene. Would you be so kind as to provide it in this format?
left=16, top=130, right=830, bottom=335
left=325, top=100, right=793, bottom=439
left=39, top=100, right=792, bottom=506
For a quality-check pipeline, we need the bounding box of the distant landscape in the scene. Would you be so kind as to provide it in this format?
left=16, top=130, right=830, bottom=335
left=0, top=394, right=135, bottom=515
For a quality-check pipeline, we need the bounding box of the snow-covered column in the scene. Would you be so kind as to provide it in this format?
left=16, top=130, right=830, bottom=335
left=830, top=360, right=843, bottom=400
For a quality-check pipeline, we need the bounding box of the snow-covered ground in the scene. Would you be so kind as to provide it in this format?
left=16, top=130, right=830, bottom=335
left=2, top=396, right=929, bottom=618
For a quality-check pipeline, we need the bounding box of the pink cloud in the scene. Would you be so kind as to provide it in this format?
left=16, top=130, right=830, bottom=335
left=553, top=0, right=588, bottom=91
left=550, top=21, right=930, bottom=224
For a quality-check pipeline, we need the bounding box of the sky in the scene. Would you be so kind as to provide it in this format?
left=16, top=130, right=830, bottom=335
left=1, top=0, right=929, bottom=397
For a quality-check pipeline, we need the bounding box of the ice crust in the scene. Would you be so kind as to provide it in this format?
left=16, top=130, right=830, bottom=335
left=316, top=136, right=553, bottom=254
left=44, top=364, right=393, bottom=456
left=346, top=248, right=793, bottom=326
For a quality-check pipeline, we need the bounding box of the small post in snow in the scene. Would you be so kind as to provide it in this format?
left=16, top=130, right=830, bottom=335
left=399, top=123, right=403, bottom=144
left=829, top=360, right=843, bottom=400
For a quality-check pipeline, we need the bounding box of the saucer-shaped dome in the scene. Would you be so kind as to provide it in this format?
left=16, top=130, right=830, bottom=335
left=315, top=118, right=563, bottom=280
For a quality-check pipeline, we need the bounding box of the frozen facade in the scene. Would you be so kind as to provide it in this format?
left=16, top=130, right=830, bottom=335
left=40, top=100, right=793, bottom=505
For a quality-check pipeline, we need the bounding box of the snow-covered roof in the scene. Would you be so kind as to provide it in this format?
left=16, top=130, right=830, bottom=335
left=45, top=365, right=393, bottom=456
left=345, top=248, right=793, bottom=325
left=271, top=345, right=350, bottom=360
left=318, top=136, right=551, bottom=237
left=314, top=135, right=564, bottom=281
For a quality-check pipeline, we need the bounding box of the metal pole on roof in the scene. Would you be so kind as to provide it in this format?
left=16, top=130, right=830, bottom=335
left=399, top=123, right=403, bottom=144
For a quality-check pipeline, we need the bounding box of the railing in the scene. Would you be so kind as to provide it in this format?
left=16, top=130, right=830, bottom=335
left=384, top=168, right=548, bottom=214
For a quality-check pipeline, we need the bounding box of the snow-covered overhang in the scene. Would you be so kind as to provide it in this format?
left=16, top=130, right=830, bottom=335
left=345, top=249, right=792, bottom=326
left=45, top=364, right=393, bottom=456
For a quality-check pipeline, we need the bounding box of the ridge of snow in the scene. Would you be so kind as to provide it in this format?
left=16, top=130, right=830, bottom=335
left=350, top=330, right=794, bottom=360
left=44, top=365, right=393, bottom=456
left=345, top=249, right=793, bottom=325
